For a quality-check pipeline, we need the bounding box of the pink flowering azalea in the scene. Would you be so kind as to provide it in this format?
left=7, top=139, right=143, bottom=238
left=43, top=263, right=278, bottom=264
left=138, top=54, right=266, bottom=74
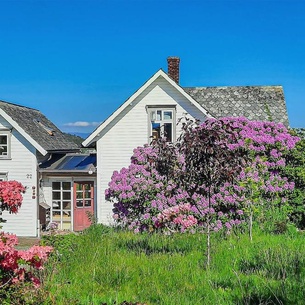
left=0, top=181, right=52, bottom=289
left=0, top=232, right=53, bottom=287
left=0, top=180, right=25, bottom=214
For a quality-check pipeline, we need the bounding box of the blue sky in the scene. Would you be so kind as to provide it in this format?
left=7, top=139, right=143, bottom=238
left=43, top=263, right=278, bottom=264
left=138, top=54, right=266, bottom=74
left=0, top=0, right=304, bottom=135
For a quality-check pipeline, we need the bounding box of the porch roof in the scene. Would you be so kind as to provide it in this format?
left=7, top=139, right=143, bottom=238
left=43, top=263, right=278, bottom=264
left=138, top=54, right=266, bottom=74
left=39, top=153, right=96, bottom=174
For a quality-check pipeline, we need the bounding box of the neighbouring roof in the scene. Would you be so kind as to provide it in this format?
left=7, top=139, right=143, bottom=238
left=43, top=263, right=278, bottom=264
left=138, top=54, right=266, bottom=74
left=39, top=153, right=96, bottom=173
left=0, top=100, right=79, bottom=154
left=184, top=85, right=289, bottom=127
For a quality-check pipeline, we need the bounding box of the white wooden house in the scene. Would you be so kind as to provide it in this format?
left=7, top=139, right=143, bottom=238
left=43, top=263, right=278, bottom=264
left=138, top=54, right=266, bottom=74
left=0, top=100, right=96, bottom=236
left=83, top=57, right=289, bottom=226
left=0, top=57, right=290, bottom=235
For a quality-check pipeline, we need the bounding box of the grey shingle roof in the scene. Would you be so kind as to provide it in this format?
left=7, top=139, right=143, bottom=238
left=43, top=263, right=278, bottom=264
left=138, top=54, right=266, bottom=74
left=0, top=100, right=79, bottom=152
left=184, top=86, right=289, bottom=127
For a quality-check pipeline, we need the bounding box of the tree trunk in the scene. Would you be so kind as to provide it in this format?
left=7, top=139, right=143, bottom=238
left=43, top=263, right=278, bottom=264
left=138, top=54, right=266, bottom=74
left=206, top=187, right=211, bottom=268
left=249, top=210, right=253, bottom=242
left=207, top=215, right=211, bottom=268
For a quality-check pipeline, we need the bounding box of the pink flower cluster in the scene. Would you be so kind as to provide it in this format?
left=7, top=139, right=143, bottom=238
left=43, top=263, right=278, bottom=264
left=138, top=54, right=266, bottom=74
left=156, top=203, right=198, bottom=232
left=0, top=232, right=53, bottom=288
left=0, top=181, right=25, bottom=214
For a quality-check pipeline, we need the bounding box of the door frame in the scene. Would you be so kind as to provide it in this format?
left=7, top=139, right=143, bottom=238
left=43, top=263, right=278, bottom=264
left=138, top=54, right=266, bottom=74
left=73, top=181, right=95, bottom=231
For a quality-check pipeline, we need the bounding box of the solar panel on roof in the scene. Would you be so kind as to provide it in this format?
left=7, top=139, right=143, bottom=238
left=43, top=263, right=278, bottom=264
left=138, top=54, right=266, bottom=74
left=58, top=156, right=87, bottom=170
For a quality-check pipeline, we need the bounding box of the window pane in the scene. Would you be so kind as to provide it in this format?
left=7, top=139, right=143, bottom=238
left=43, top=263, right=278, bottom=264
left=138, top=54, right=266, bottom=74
left=85, top=200, right=91, bottom=207
left=63, top=192, right=71, bottom=200
left=62, top=222, right=71, bottom=230
left=62, top=182, right=71, bottom=190
left=75, top=183, right=82, bottom=191
left=62, top=211, right=71, bottom=220
left=164, top=123, right=172, bottom=142
left=63, top=201, right=71, bottom=209
left=84, top=183, right=90, bottom=190
left=151, top=111, right=156, bottom=121
left=0, top=146, right=7, bottom=156
left=52, top=182, right=61, bottom=190
left=84, top=190, right=91, bottom=199
left=52, top=201, right=61, bottom=209
left=152, top=123, right=160, bottom=139
left=0, top=135, right=7, bottom=144
left=76, top=200, right=83, bottom=207
left=76, top=191, right=83, bottom=199
left=52, top=211, right=61, bottom=220
left=163, top=111, right=172, bottom=120
left=156, top=110, right=162, bottom=120
left=52, top=191, right=61, bottom=200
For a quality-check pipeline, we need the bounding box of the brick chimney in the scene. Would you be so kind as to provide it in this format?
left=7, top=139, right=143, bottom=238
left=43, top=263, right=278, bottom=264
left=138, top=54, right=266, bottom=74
left=167, top=56, right=180, bottom=84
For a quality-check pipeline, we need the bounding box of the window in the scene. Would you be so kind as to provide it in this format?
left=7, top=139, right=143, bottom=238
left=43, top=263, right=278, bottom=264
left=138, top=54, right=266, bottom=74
left=0, top=131, right=10, bottom=158
left=148, top=107, right=176, bottom=142
left=0, top=172, right=8, bottom=181
left=51, top=181, right=72, bottom=230
left=75, top=182, right=93, bottom=207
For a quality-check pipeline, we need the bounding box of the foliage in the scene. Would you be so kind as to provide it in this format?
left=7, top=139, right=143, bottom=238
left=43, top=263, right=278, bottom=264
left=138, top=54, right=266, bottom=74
left=41, top=232, right=79, bottom=260
left=62, top=132, right=84, bottom=147
left=41, top=225, right=305, bottom=305
left=0, top=180, right=53, bottom=303
left=0, top=181, right=25, bottom=225
left=0, top=232, right=53, bottom=288
left=106, top=117, right=299, bottom=236
left=280, top=128, right=305, bottom=229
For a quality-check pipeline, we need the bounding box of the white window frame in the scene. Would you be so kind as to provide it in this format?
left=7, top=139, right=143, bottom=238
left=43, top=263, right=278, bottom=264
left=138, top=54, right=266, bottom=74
left=147, top=106, right=176, bottom=143
left=0, top=131, right=11, bottom=159
left=51, top=180, right=72, bottom=230
left=0, top=172, right=8, bottom=181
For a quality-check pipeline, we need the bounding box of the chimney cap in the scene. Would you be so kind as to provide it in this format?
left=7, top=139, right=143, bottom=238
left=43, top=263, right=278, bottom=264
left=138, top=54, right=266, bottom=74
left=167, top=56, right=180, bottom=61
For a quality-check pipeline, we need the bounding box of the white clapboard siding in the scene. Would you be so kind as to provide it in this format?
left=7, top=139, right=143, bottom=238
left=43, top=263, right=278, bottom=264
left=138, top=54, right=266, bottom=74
left=96, top=76, right=207, bottom=224
left=0, top=125, right=38, bottom=236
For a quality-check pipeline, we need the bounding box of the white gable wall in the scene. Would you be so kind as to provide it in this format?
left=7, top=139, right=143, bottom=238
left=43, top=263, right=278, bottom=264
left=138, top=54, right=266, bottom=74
left=0, top=118, right=38, bottom=236
left=96, top=76, right=207, bottom=224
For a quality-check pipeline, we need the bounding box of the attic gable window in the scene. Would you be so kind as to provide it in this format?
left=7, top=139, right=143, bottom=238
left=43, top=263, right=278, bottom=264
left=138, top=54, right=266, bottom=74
left=0, top=131, right=11, bottom=159
left=33, top=119, right=55, bottom=136
left=147, top=106, right=176, bottom=142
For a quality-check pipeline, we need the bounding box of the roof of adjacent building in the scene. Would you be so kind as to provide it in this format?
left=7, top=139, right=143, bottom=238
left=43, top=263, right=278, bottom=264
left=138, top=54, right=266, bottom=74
left=184, top=85, right=289, bottom=127
left=39, top=153, right=96, bottom=173
left=0, top=100, right=79, bottom=153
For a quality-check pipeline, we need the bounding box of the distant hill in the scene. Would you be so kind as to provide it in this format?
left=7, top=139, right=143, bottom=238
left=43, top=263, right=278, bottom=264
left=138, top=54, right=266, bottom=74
left=63, top=133, right=85, bottom=147
left=69, top=132, right=90, bottom=139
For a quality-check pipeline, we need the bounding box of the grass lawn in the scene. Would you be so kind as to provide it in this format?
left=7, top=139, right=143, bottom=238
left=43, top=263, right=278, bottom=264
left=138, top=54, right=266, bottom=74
left=41, top=225, right=305, bottom=305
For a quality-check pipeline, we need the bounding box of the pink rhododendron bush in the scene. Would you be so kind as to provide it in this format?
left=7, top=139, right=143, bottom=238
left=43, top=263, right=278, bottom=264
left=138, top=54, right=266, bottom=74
left=0, top=180, right=25, bottom=215
left=106, top=117, right=299, bottom=235
left=0, top=232, right=53, bottom=288
left=0, top=181, right=53, bottom=290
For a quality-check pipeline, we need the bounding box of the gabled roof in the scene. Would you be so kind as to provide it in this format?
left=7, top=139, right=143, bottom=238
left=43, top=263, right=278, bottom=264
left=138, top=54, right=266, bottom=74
left=83, top=68, right=290, bottom=147
left=184, top=85, right=289, bottom=127
left=0, top=100, right=79, bottom=156
left=82, top=69, right=212, bottom=147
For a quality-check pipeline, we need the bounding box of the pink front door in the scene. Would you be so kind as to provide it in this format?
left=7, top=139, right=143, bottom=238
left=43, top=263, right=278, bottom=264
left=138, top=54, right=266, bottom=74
left=73, top=182, right=94, bottom=231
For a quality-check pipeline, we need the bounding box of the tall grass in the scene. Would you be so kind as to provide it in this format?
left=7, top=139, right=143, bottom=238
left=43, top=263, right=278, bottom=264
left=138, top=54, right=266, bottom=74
left=41, top=225, right=305, bottom=305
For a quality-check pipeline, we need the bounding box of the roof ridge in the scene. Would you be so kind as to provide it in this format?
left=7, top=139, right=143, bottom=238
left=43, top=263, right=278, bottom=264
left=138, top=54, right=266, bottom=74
left=183, top=85, right=283, bottom=89
left=0, top=99, right=40, bottom=112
